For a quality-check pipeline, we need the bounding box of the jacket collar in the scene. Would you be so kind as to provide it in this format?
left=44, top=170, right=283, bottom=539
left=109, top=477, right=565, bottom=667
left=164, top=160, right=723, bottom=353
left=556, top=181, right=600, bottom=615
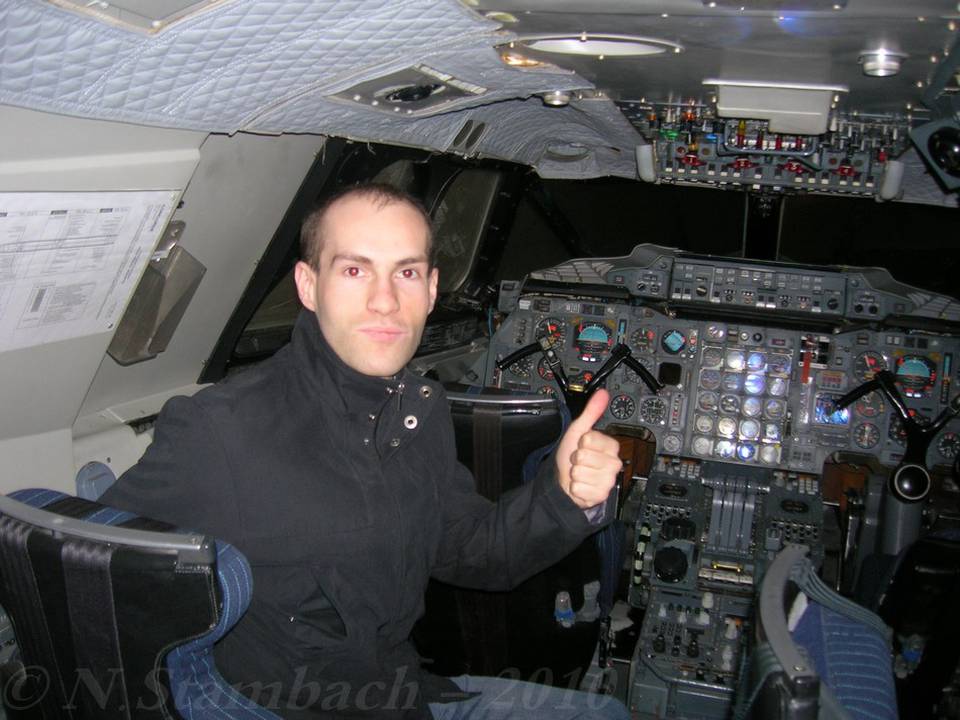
left=289, top=309, right=402, bottom=415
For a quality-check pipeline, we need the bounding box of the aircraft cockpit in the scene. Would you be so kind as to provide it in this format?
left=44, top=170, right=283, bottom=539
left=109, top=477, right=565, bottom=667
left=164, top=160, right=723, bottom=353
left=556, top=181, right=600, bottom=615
left=1, top=0, right=960, bottom=718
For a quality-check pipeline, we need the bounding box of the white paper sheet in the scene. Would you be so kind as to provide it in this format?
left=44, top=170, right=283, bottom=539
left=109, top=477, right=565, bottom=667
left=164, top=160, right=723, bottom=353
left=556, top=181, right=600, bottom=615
left=0, top=191, right=179, bottom=352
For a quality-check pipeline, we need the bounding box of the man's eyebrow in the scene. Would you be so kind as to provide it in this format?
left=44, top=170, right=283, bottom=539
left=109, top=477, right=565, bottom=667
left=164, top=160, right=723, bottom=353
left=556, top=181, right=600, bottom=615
left=328, top=253, right=428, bottom=268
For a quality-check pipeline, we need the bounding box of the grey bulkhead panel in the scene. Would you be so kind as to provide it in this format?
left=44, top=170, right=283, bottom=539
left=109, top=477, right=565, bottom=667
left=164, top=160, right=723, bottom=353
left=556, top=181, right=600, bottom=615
left=0, top=104, right=327, bottom=494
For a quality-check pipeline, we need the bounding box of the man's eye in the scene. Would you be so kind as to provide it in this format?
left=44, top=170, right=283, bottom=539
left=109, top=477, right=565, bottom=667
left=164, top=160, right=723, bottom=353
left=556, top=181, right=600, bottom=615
left=345, top=266, right=361, bottom=277
left=399, top=268, right=419, bottom=279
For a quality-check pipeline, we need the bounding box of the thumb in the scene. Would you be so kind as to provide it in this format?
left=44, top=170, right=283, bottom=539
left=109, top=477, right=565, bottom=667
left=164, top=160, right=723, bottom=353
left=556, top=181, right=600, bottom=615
left=567, top=388, right=610, bottom=436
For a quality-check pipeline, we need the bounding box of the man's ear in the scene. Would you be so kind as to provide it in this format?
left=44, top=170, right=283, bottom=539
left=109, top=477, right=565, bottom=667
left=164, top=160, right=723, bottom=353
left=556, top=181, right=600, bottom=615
left=427, top=267, right=439, bottom=313
left=294, top=261, right=318, bottom=312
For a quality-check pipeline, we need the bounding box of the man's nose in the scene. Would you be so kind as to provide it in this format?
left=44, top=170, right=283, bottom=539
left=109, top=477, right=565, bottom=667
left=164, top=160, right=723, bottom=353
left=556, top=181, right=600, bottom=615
left=368, top=275, right=400, bottom=314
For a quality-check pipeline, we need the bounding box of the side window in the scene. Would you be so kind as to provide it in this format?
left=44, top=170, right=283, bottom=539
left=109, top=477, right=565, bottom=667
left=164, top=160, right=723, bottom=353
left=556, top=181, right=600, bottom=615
left=431, top=169, right=500, bottom=294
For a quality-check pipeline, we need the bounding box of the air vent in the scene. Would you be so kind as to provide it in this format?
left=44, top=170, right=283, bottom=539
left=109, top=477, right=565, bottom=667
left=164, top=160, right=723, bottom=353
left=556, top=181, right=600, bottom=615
left=449, top=120, right=488, bottom=153
left=334, top=66, right=485, bottom=117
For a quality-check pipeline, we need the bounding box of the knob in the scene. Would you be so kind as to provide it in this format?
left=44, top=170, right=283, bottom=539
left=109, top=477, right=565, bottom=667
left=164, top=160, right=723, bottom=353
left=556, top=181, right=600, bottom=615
left=891, top=463, right=931, bottom=503
left=654, top=547, right=688, bottom=583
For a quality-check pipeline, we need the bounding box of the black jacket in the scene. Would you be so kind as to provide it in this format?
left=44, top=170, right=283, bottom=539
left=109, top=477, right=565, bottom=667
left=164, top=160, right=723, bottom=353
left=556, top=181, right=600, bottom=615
left=102, top=311, right=604, bottom=718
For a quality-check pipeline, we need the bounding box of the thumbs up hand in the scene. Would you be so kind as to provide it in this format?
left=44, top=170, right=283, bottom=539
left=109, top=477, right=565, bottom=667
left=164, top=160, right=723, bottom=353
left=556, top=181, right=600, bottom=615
left=555, top=389, right=623, bottom=509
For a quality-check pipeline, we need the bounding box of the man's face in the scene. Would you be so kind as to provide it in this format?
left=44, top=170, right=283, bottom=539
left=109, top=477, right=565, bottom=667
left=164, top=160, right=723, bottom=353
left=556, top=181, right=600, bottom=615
left=294, top=194, right=438, bottom=378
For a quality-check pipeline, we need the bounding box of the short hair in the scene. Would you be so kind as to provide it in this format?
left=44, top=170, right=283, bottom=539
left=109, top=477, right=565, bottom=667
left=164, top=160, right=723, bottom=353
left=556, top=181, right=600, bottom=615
left=299, top=183, right=435, bottom=269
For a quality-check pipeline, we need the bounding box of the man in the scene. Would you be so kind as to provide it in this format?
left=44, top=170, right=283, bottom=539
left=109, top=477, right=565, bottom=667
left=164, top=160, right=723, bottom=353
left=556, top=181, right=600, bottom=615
left=102, top=183, right=629, bottom=719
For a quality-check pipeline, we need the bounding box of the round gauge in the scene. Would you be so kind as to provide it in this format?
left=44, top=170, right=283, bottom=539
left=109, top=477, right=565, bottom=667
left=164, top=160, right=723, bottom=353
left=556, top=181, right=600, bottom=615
left=717, top=416, right=738, bottom=437
left=746, top=352, right=766, bottom=372
left=722, top=373, right=743, bottom=393
left=700, top=369, right=721, bottom=390
left=854, top=391, right=884, bottom=418
left=662, top=434, right=683, bottom=454
left=853, top=351, right=887, bottom=383
left=759, top=444, right=781, bottom=464
left=508, top=356, right=532, bottom=378
left=737, top=443, right=757, bottom=461
left=768, top=354, right=792, bottom=377
left=725, top=350, right=745, bottom=371
left=739, top=419, right=761, bottom=439
left=661, top=329, right=687, bottom=355
left=715, top=439, right=736, bottom=459
left=624, top=356, right=653, bottom=384
left=630, top=327, right=656, bottom=353
left=720, top=395, right=741, bottom=414
left=763, top=422, right=781, bottom=441
left=895, top=355, right=938, bottom=398
left=640, top=397, right=667, bottom=424
left=574, top=321, right=612, bottom=363
left=692, top=436, right=714, bottom=456
left=695, top=414, right=715, bottom=434
left=702, top=347, right=723, bottom=368
left=854, top=423, right=880, bottom=450
left=768, top=377, right=788, bottom=397
left=764, top=398, right=786, bottom=419
left=742, top=397, right=762, bottom=418
left=537, top=386, right=558, bottom=399
left=938, top=431, right=960, bottom=459
left=705, top=323, right=726, bottom=341
left=888, top=415, right=908, bottom=445
left=537, top=357, right=555, bottom=381
left=698, top=391, right=719, bottom=412
left=609, top=394, right=636, bottom=420
left=535, top=317, right=566, bottom=349
left=744, top=373, right=766, bottom=396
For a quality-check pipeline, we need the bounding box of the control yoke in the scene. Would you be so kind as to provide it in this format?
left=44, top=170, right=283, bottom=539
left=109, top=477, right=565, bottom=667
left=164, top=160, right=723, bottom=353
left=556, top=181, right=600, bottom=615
left=833, top=370, right=960, bottom=503
left=497, top=340, right=662, bottom=416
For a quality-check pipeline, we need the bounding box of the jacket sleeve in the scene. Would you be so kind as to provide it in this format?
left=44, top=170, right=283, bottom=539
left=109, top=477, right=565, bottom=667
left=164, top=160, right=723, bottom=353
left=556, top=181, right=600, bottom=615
left=429, top=407, right=610, bottom=592
left=99, top=394, right=243, bottom=541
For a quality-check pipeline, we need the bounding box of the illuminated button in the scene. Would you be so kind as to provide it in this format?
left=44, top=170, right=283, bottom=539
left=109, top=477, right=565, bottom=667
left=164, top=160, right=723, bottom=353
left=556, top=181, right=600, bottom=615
left=715, top=439, right=736, bottom=458
left=744, top=373, right=765, bottom=395
left=725, top=350, right=745, bottom=370
left=742, top=397, right=762, bottom=417
left=722, top=373, right=743, bottom=392
left=760, top=444, right=781, bottom=464
left=746, top=352, right=766, bottom=371
left=764, top=423, right=781, bottom=441
left=717, top=417, right=738, bottom=437
left=768, top=377, right=788, bottom=397
left=695, top=414, right=714, bottom=434
left=692, top=436, right=714, bottom=456
left=739, top=419, right=760, bottom=439
left=737, top=442, right=757, bottom=461
left=764, top=399, right=786, bottom=419
left=720, top=394, right=740, bottom=414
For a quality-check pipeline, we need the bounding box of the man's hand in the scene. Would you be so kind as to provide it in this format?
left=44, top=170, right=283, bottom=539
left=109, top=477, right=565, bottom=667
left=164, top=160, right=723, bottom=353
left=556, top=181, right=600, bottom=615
left=555, top=389, right=622, bottom=509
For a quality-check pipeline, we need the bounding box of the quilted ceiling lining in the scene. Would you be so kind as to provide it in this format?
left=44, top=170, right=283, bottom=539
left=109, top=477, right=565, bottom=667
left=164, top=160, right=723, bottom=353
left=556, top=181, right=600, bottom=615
left=0, top=0, right=640, bottom=179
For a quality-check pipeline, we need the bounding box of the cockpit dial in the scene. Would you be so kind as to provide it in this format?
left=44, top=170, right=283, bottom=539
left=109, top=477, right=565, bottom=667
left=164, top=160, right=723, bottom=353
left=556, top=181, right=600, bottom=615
left=640, top=397, right=667, bottom=424
left=535, top=317, right=566, bottom=349
left=630, top=327, right=656, bottom=353
left=574, top=321, right=612, bottom=362
left=854, top=423, right=880, bottom=449
left=854, top=391, right=884, bottom=418
left=894, top=355, right=937, bottom=398
left=661, top=329, right=686, bottom=355
left=938, top=431, right=960, bottom=460
left=537, top=357, right=555, bottom=381
left=853, top=351, right=887, bottom=383
left=609, top=394, right=637, bottom=420
left=508, top=356, right=532, bottom=378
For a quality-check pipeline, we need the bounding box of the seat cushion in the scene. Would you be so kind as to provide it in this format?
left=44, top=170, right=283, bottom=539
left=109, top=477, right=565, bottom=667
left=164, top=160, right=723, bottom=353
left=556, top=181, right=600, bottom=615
left=792, top=601, right=898, bottom=720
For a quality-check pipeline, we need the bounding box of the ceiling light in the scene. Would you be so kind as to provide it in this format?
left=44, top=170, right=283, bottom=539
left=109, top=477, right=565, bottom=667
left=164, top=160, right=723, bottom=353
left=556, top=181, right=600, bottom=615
left=859, top=49, right=907, bottom=77
left=499, top=50, right=545, bottom=68
left=541, top=90, right=572, bottom=107
left=484, top=11, right=518, bottom=23
left=519, top=34, right=683, bottom=57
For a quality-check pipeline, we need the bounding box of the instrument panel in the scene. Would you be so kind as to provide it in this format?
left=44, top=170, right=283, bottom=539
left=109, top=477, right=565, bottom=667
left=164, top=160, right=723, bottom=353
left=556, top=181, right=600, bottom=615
left=488, top=296, right=960, bottom=474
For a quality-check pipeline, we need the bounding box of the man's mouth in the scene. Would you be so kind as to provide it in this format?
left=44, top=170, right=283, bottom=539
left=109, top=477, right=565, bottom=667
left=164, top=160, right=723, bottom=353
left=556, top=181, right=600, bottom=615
left=358, top=326, right=407, bottom=342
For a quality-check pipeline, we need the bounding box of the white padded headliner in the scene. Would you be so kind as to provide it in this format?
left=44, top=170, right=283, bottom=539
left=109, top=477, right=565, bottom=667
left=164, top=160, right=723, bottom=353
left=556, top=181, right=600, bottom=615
left=1, top=0, right=639, bottom=178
